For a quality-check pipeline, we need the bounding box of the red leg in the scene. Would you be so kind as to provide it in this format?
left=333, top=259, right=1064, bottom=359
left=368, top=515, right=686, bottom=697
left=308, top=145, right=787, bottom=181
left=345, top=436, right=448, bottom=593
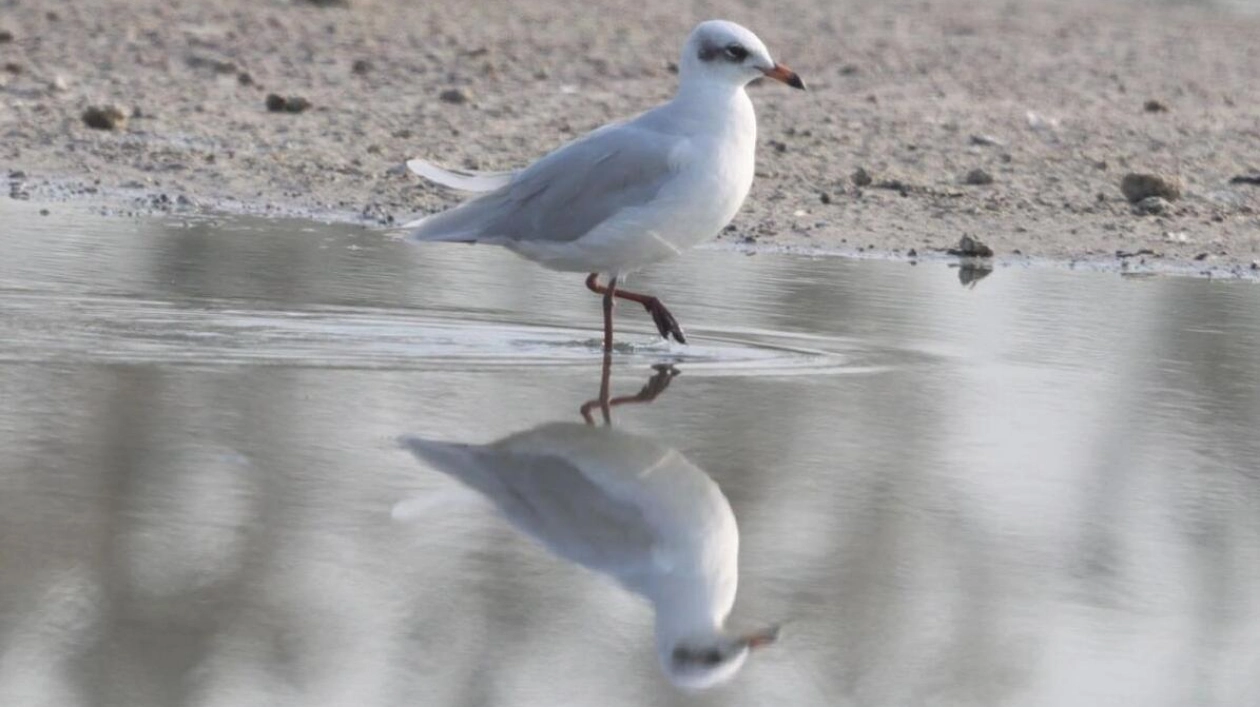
left=585, top=274, right=686, bottom=345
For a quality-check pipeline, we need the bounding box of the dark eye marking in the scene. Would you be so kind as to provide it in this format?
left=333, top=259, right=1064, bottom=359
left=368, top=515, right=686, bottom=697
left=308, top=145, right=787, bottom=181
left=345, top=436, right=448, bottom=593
left=697, top=40, right=750, bottom=63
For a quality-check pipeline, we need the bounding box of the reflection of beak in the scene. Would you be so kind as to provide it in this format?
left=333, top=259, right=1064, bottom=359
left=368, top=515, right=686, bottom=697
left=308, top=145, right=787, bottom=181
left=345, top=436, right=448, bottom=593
left=740, top=625, right=781, bottom=650
left=761, top=63, right=805, bottom=90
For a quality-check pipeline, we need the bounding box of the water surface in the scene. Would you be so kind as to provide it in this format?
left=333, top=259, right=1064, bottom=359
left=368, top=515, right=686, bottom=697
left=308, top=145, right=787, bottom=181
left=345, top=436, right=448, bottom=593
left=2, top=202, right=1259, bottom=706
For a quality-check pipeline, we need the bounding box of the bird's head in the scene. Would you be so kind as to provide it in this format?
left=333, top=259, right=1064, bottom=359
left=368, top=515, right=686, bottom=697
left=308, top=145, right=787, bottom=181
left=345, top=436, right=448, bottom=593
left=680, top=20, right=805, bottom=90
left=661, top=625, right=780, bottom=690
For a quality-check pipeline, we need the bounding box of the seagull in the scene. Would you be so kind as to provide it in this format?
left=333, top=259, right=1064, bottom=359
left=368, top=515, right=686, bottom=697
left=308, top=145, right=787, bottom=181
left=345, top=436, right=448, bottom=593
left=404, top=20, right=805, bottom=352
left=398, top=421, right=779, bottom=689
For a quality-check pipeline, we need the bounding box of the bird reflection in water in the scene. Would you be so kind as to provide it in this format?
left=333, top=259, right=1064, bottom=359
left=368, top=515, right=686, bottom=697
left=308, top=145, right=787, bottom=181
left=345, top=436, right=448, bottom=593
left=399, top=358, right=779, bottom=690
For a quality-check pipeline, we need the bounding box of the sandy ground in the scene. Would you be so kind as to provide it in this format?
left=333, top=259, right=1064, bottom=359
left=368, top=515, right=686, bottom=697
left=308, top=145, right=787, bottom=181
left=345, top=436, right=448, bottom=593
left=2, top=0, right=1259, bottom=276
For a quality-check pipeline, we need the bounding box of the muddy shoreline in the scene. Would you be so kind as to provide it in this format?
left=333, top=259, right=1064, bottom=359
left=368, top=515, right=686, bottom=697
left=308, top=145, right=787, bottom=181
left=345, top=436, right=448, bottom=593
left=2, top=0, right=1259, bottom=278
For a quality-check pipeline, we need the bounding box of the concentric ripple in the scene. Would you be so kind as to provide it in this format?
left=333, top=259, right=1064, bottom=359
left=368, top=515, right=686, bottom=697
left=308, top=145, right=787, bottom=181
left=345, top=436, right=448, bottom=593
left=0, top=291, right=896, bottom=375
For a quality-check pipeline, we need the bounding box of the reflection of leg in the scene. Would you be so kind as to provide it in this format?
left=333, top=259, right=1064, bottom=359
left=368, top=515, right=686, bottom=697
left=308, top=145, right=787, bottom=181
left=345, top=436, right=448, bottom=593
left=580, top=351, right=614, bottom=425
left=580, top=361, right=679, bottom=426
left=608, top=364, right=680, bottom=408
left=585, top=274, right=686, bottom=345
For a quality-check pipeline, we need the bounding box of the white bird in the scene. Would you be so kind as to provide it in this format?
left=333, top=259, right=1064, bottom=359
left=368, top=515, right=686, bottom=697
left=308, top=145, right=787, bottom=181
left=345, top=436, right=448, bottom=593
left=399, top=422, right=779, bottom=690
left=405, top=20, right=805, bottom=352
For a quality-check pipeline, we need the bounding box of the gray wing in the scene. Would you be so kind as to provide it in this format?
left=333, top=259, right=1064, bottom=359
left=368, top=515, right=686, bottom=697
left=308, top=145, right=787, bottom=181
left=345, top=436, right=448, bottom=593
left=406, top=121, right=682, bottom=244
left=401, top=436, right=659, bottom=573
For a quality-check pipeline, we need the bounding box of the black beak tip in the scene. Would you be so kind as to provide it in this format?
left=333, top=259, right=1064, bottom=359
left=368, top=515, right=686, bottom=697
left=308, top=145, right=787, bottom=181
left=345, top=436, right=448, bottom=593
left=788, top=74, right=806, bottom=90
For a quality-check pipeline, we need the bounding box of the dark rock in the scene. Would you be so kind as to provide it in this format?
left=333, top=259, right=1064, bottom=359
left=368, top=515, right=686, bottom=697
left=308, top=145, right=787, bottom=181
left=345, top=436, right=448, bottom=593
left=851, top=167, right=872, bottom=187
left=819, top=192, right=831, bottom=205
left=439, top=88, right=470, bottom=104
left=969, top=134, right=1003, bottom=147
left=3, top=62, right=22, bottom=74
left=963, top=168, right=994, bottom=185
left=265, top=94, right=311, bottom=113
left=81, top=105, right=128, bottom=130
left=769, top=140, right=787, bottom=153
left=1121, top=172, right=1182, bottom=203
left=907, top=248, right=918, bottom=257
left=665, top=61, right=679, bottom=75
left=0, top=29, right=12, bottom=43
left=351, top=59, right=373, bottom=75
left=1193, top=252, right=1208, bottom=261
left=1143, top=99, right=1168, bottom=113
left=39, top=208, right=49, bottom=216
left=1229, top=173, right=1260, bottom=186
left=237, top=71, right=255, bottom=86
left=947, top=234, right=994, bottom=258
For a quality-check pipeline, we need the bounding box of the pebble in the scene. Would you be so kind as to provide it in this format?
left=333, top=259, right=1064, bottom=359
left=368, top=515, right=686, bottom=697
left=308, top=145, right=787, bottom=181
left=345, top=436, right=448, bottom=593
left=1193, top=252, right=1209, bottom=261
left=3, top=62, right=22, bottom=74
left=851, top=167, right=872, bottom=187
left=351, top=59, right=373, bottom=75
left=1143, top=99, right=1169, bottom=113
left=963, top=168, right=994, bottom=186
left=81, top=105, right=128, bottom=130
left=1132, top=196, right=1172, bottom=215
left=39, top=208, right=49, bottom=216
left=237, top=71, right=255, bottom=86
left=265, top=94, right=312, bottom=113
left=947, top=234, right=994, bottom=258
left=1251, top=261, right=1259, bottom=271
left=0, top=29, right=12, bottom=43
left=819, top=192, right=831, bottom=205
left=1121, top=173, right=1182, bottom=203
left=439, top=88, right=470, bottom=104
left=1229, top=173, right=1260, bottom=186
left=969, top=134, right=1003, bottom=147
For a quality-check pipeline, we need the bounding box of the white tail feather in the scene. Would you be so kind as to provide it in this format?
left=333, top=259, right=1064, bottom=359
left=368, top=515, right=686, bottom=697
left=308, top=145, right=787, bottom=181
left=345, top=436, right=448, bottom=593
left=406, top=158, right=515, bottom=193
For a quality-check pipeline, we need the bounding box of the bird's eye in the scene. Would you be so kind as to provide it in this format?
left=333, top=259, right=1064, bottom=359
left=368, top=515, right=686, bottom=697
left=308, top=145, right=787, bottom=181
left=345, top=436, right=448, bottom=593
left=724, top=43, right=749, bottom=61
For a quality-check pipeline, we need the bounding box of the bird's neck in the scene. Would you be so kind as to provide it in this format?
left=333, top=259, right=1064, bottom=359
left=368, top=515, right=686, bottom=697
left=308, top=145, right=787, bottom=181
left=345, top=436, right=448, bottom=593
left=669, top=79, right=756, bottom=136
left=648, top=574, right=733, bottom=654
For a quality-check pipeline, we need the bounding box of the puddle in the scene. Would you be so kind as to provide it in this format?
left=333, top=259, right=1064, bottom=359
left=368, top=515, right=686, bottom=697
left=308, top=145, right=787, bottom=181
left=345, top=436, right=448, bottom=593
left=2, top=202, right=1259, bottom=705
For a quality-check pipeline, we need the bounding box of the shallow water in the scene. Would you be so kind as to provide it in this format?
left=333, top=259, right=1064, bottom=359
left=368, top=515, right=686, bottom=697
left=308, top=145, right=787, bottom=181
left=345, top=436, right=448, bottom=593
left=2, top=201, right=1259, bottom=706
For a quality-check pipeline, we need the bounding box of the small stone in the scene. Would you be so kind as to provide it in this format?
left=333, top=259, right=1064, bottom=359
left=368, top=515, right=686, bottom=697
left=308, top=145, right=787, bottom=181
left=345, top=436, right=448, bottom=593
left=1121, top=173, right=1182, bottom=203
left=3, top=62, right=22, bottom=74
left=1251, top=260, right=1258, bottom=271
left=0, top=29, right=13, bottom=43
left=769, top=140, right=787, bottom=153
left=907, top=248, right=918, bottom=257
left=81, top=105, right=128, bottom=130
left=819, top=192, right=831, bottom=205
left=665, top=61, right=679, bottom=75
left=1143, top=99, right=1168, bottom=113
left=851, top=167, right=872, bottom=187
left=963, top=168, right=994, bottom=186
left=969, top=134, right=1002, bottom=147
left=1132, top=196, right=1172, bottom=215
left=439, top=88, right=469, bottom=104
left=265, top=94, right=311, bottom=113
left=1229, top=173, right=1260, bottom=186
left=947, top=234, right=994, bottom=258
left=351, top=59, right=373, bottom=75
left=237, top=71, right=255, bottom=86
left=1193, top=252, right=1208, bottom=261
left=39, top=208, right=49, bottom=216
left=50, top=75, right=69, bottom=91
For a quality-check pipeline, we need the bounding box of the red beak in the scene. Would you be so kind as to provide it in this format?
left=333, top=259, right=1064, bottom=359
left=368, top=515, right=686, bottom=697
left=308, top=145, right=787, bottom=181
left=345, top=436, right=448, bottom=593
left=761, top=63, right=805, bottom=90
